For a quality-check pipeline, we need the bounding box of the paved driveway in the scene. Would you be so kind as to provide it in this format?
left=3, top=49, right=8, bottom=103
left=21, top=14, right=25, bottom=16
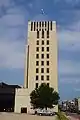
left=0, top=112, right=57, bottom=120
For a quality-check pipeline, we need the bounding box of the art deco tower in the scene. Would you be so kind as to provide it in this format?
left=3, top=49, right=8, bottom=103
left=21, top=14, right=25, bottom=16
left=15, top=21, right=58, bottom=113
left=24, top=21, right=58, bottom=92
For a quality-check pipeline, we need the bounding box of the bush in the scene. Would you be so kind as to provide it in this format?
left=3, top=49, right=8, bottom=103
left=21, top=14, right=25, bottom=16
left=30, top=83, right=60, bottom=109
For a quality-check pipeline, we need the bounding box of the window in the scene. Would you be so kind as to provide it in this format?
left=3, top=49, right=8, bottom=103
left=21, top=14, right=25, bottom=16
left=36, top=83, right=38, bottom=88
left=47, top=83, right=49, bottom=87
left=47, top=47, right=49, bottom=52
left=34, top=22, right=36, bottom=31
left=42, top=21, right=44, bottom=27
left=47, top=68, right=49, bottom=73
left=36, top=54, right=39, bottom=59
left=45, top=21, right=47, bottom=27
left=41, top=68, right=44, bottom=73
left=36, top=75, right=38, bottom=80
left=42, top=40, right=44, bottom=45
left=47, top=61, right=49, bottom=66
left=42, top=47, right=44, bottom=51
left=50, top=21, right=52, bottom=30
left=42, top=30, right=44, bottom=38
left=48, top=21, right=49, bottom=30
left=46, top=75, right=49, bottom=80
left=36, top=40, right=39, bottom=45
left=37, top=31, right=39, bottom=38
left=41, top=75, right=44, bottom=80
left=39, top=22, right=41, bottom=31
left=41, top=61, right=44, bottom=66
left=47, top=30, right=49, bottom=38
left=40, top=22, right=41, bottom=27
left=31, top=22, right=33, bottom=31
left=37, top=22, right=38, bottom=27
left=47, top=40, right=49, bottom=45
left=36, top=47, right=39, bottom=52
left=47, top=54, right=49, bottom=58
left=41, top=54, right=44, bottom=59
left=45, top=21, right=47, bottom=30
left=36, top=68, right=39, bottom=73
left=36, top=61, right=39, bottom=66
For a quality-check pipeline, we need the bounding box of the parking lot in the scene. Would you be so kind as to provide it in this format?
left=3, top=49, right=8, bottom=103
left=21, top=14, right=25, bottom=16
left=0, top=112, right=57, bottom=120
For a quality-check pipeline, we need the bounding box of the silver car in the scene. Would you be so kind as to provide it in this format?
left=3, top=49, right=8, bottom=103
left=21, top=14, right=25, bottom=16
left=36, top=109, right=55, bottom=116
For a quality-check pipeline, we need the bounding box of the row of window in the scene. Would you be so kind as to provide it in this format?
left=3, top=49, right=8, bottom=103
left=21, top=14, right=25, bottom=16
left=36, top=83, right=49, bottom=88
left=36, top=40, right=49, bottom=45
left=36, top=75, right=49, bottom=81
left=37, top=30, right=49, bottom=38
left=36, top=54, right=49, bottom=59
left=36, top=68, right=49, bottom=73
left=31, top=21, right=52, bottom=31
left=36, top=47, right=49, bottom=52
left=36, top=61, right=49, bottom=66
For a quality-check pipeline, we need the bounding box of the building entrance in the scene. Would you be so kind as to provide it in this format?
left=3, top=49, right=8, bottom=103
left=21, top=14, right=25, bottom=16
left=21, top=107, right=27, bottom=113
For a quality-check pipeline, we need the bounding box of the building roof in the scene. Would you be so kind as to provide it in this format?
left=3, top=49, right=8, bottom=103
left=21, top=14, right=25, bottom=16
left=0, top=82, right=21, bottom=88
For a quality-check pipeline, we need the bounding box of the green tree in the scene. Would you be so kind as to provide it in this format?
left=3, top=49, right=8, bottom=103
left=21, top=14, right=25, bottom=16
left=30, top=83, right=60, bottom=110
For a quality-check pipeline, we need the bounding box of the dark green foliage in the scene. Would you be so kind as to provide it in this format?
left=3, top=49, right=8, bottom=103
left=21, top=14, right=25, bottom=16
left=30, top=83, right=60, bottom=109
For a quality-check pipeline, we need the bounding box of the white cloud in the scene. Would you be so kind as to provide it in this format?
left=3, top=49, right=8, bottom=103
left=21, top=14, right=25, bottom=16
left=59, top=60, right=80, bottom=75
left=7, top=7, right=23, bottom=14
left=32, top=14, right=48, bottom=21
left=0, top=40, right=25, bottom=69
left=0, top=5, right=29, bottom=69
left=0, top=6, right=29, bottom=27
left=74, top=88, right=80, bottom=92
left=58, top=21, right=80, bottom=52
left=28, top=3, right=33, bottom=8
left=58, top=20, right=80, bottom=78
left=1, top=14, right=25, bottom=26
left=60, top=78, right=80, bottom=84
left=69, top=20, right=80, bottom=31
left=54, top=0, right=80, bottom=4
left=0, top=0, right=12, bottom=7
left=65, top=0, right=79, bottom=4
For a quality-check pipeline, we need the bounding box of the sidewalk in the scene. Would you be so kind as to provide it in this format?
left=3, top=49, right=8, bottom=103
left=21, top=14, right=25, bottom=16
left=67, top=116, right=79, bottom=120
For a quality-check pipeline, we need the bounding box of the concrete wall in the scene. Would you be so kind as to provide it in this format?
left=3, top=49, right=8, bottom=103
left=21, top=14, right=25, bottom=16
left=14, top=88, right=31, bottom=113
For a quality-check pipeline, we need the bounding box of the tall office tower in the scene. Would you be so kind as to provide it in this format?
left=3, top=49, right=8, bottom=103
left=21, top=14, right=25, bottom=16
left=24, top=21, right=58, bottom=91
left=15, top=21, right=58, bottom=113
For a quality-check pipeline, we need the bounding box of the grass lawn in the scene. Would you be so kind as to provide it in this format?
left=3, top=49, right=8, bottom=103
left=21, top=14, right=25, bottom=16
left=56, top=111, right=69, bottom=120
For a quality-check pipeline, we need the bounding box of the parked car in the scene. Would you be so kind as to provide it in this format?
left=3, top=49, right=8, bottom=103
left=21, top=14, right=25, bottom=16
left=36, top=109, right=55, bottom=116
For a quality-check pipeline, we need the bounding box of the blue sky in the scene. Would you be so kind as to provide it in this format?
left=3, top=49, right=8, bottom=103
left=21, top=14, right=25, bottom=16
left=0, top=0, right=80, bottom=100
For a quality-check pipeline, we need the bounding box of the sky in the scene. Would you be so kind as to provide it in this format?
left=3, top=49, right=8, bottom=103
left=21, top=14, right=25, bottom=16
left=0, top=0, right=80, bottom=100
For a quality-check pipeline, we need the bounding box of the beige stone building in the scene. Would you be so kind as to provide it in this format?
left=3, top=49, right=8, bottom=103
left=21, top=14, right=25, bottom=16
left=14, top=20, right=58, bottom=113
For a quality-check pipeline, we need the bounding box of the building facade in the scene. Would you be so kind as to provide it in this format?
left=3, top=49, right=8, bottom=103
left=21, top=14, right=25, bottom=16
left=0, top=82, right=21, bottom=112
left=14, top=21, right=58, bottom=113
